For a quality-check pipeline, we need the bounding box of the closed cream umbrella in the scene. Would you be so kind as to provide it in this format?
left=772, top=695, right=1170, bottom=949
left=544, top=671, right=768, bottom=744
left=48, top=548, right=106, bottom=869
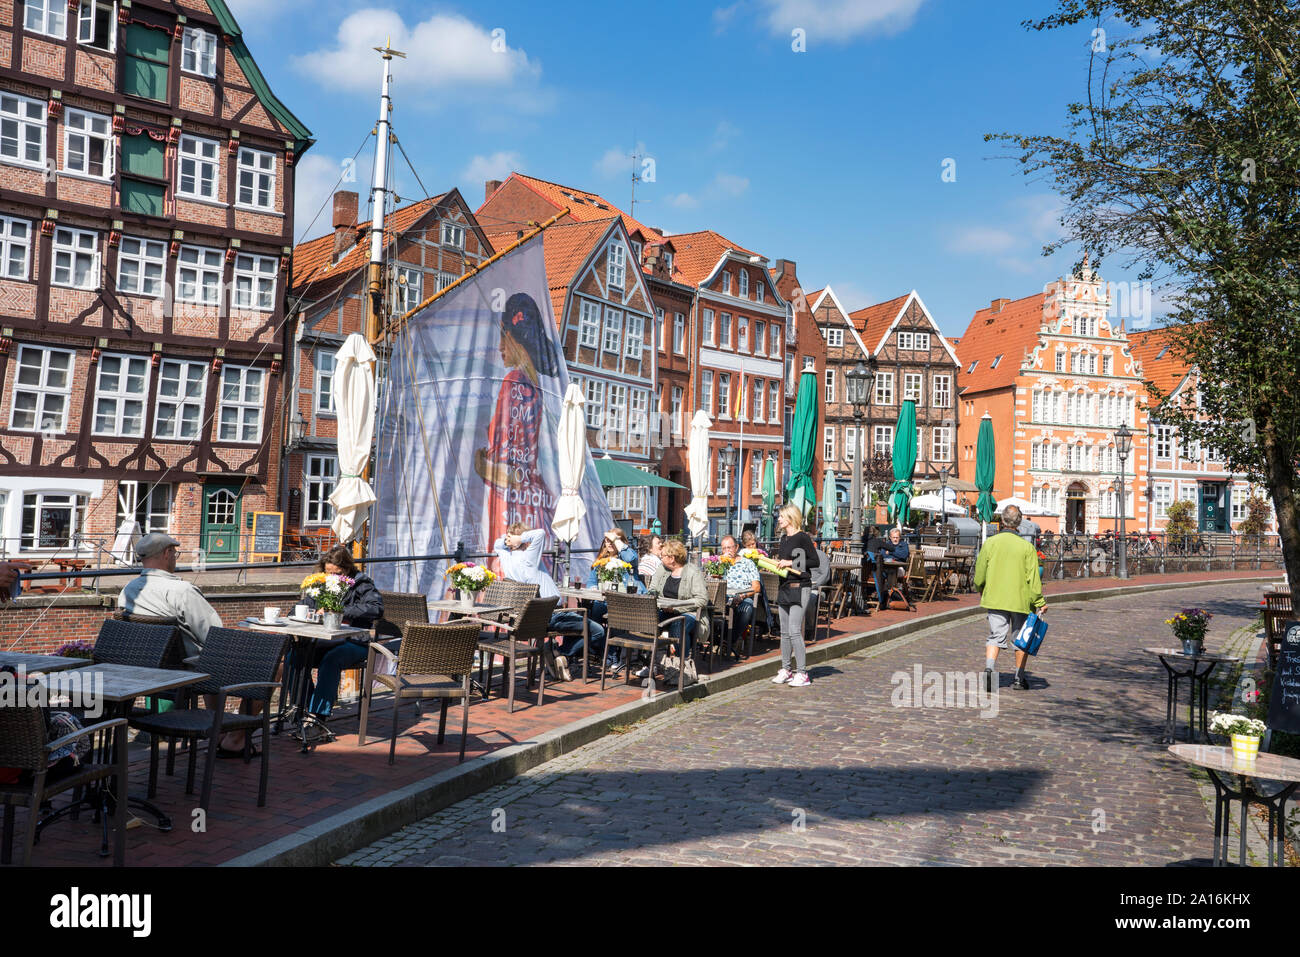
left=685, top=409, right=713, bottom=540
left=552, top=382, right=587, bottom=544
left=329, top=333, right=377, bottom=544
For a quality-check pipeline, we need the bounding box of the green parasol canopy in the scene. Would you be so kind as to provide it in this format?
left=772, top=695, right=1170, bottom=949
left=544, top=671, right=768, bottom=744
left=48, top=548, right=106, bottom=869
left=593, top=456, right=686, bottom=490
left=820, top=468, right=837, bottom=539
left=786, top=369, right=819, bottom=521
left=975, top=413, right=997, bottom=524
left=761, top=456, right=777, bottom=539
left=888, top=399, right=917, bottom=525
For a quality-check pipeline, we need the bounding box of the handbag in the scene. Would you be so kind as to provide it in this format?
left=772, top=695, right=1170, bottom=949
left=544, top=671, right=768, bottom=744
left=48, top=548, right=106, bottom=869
left=1013, top=613, right=1048, bottom=656
left=658, top=653, right=698, bottom=687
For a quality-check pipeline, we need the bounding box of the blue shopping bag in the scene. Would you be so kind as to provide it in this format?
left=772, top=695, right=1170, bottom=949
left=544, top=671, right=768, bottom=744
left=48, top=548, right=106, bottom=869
left=1013, top=613, right=1048, bottom=656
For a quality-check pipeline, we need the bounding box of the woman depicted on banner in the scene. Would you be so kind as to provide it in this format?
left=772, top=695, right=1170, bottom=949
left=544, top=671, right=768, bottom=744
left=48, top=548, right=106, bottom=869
left=475, top=292, right=564, bottom=560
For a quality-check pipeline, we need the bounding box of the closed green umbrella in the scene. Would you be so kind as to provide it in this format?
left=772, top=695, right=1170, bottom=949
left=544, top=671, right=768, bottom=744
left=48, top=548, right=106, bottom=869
left=761, top=455, right=777, bottom=540
left=888, top=399, right=917, bottom=526
left=820, top=468, right=837, bottom=539
left=786, top=368, right=819, bottom=522
left=975, top=412, right=997, bottom=538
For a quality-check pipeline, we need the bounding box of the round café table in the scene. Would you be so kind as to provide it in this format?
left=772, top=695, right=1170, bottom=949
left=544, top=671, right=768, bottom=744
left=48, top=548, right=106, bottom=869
left=1168, top=744, right=1300, bottom=867
left=1142, top=648, right=1240, bottom=743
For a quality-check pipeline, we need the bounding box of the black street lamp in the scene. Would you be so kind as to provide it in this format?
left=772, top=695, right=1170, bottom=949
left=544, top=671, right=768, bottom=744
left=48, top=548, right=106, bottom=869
left=1115, top=423, right=1133, bottom=579
left=845, top=355, right=877, bottom=539
left=940, top=464, right=950, bottom=533
left=720, top=443, right=736, bottom=540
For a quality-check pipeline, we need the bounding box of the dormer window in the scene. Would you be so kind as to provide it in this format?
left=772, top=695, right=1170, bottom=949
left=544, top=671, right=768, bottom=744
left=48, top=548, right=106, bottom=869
left=756, top=282, right=764, bottom=303
left=440, top=221, right=465, bottom=249
left=990, top=354, right=1003, bottom=369
left=721, top=272, right=731, bottom=294
left=738, top=270, right=749, bottom=298
left=663, top=250, right=673, bottom=272
left=606, top=242, right=626, bottom=289
left=630, top=240, right=642, bottom=262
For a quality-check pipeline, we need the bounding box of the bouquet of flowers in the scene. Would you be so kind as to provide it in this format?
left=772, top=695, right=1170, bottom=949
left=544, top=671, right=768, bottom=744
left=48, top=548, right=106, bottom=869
left=54, top=640, right=95, bottom=660
left=1209, top=712, right=1266, bottom=737
left=741, top=547, right=788, bottom=578
left=591, top=556, right=632, bottom=585
left=701, top=554, right=735, bottom=578
left=1165, top=608, right=1212, bottom=642
left=301, top=572, right=355, bottom=613
left=444, top=562, right=496, bottom=593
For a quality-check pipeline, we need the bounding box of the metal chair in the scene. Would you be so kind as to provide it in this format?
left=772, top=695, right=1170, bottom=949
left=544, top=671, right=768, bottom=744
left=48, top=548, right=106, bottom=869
left=358, top=620, right=480, bottom=764
left=129, top=627, right=287, bottom=813
left=471, top=597, right=558, bottom=713
left=600, top=591, right=691, bottom=694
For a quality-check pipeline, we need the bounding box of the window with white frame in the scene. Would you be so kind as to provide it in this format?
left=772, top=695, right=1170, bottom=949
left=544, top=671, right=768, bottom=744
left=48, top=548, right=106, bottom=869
left=624, top=313, right=644, bottom=358
left=236, top=147, right=275, bottom=209
left=1088, top=353, right=1097, bottom=374
left=630, top=240, right=642, bottom=263
left=305, top=455, right=337, bottom=524
left=116, top=235, right=166, bottom=296
left=826, top=328, right=844, bottom=348
left=738, top=270, right=748, bottom=298
left=602, top=307, right=622, bottom=353
left=218, top=365, right=264, bottom=442
left=629, top=389, right=648, bottom=442
left=875, top=371, right=894, bottom=406
left=825, top=368, right=836, bottom=402
left=933, top=374, right=951, bottom=408
left=915, top=332, right=931, bottom=351
left=606, top=242, right=626, bottom=289
left=701, top=371, right=713, bottom=413
left=12, top=345, right=73, bottom=432
left=756, top=282, right=765, bottom=303
left=904, top=372, right=923, bottom=402
left=768, top=382, right=779, bottom=422
left=607, top=486, right=625, bottom=513
left=181, top=26, right=217, bottom=76
left=720, top=312, right=732, bottom=348
left=117, top=481, right=171, bottom=536
left=824, top=426, right=836, bottom=462
left=715, top=452, right=728, bottom=494
left=720, top=272, right=731, bottom=295
left=873, top=424, right=893, bottom=454
left=1102, top=353, right=1112, bottom=375
left=1206, top=443, right=1223, bottom=464
left=93, top=353, right=149, bottom=436
left=1231, top=486, right=1248, bottom=522
left=440, top=221, right=465, bottom=249
left=1077, top=314, right=1097, bottom=337
left=578, top=300, right=600, bottom=348
left=702, top=308, right=715, bottom=345
left=627, top=478, right=645, bottom=514
left=24, top=0, right=65, bottom=38
left=177, top=135, right=220, bottom=201
left=656, top=308, right=665, bottom=353
left=771, top=324, right=783, bottom=356
left=1180, top=485, right=1197, bottom=505
left=393, top=266, right=422, bottom=315
left=1070, top=351, right=1082, bottom=374
left=844, top=425, right=858, bottom=462
left=21, top=492, right=88, bottom=550
left=673, top=312, right=685, bottom=354
left=52, top=227, right=99, bottom=289
left=752, top=378, right=763, bottom=421
left=1155, top=424, right=1173, bottom=459
left=1031, top=442, right=1041, bottom=470
left=897, top=331, right=913, bottom=350
left=751, top=454, right=762, bottom=493
left=154, top=359, right=205, bottom=439
left=932, top=426, right=951, bottom=462
left=671, top=386, right=683, bottom=435
left=233, top=253, right=277, bottom=311
left=77, top=1, right=115, bottom=49
left=754, top=321, right=766, bottom=355
left=607, top=384, right=627, bottom=438
left=0, top=216, right=31, bottom=280
left=584, top=379, right=604, bottom=429
left=1054, top=351, right=1064, bottom=372
left=176, top=245, right=222, bottom=305
left=435, top=271, right=456, bottom=291
left=63, top=109, right=112, bottom=178
left=717, top=373, right=731, bottom=416
left=738, top=315, right=749, bottom=351
left=1154, top=484, right=1173, bottom=519
left=315, top=350, right=335, bottom=413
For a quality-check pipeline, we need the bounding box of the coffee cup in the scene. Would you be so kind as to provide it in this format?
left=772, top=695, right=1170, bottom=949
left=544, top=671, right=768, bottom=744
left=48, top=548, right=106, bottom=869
left=294, top=604, right=311, bottom=620
left=263, top=606, right=281, bottom=623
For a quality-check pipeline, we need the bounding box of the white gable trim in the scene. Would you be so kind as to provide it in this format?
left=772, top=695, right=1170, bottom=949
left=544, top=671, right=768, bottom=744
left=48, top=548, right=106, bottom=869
left=869, top=290, right=962, bottom=366
left=817, top=285, right=871, bottom=355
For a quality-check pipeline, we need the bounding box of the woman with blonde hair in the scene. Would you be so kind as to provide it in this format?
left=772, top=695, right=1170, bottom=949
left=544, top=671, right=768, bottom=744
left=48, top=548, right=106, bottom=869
left=772, top=504, right=819, bottom=687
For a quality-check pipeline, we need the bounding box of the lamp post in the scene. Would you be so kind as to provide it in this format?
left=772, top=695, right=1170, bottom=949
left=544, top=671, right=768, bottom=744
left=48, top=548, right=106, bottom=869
left=1115, top=423, right=1132, bottom=579
left=845, top=356, right=877, bottom=539
left=720, top=443, right=736, bottom=541
left=940, top=464, right=950, bottom=534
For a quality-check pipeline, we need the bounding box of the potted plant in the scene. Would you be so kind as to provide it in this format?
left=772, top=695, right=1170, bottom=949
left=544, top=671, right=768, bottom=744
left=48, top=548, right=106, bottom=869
left=302, top=571, right=356, bottom=629
left=444, top=562, right=497, bottom=608
left=1209, top=711, right=1267, bottom=761
left=54, top=640, right=95, bottom=660
left=1165, top=607, right=1212, bottom=656
left=591, top=556, right=633, bottom=593
left=701, top=554, right=735, bottom=579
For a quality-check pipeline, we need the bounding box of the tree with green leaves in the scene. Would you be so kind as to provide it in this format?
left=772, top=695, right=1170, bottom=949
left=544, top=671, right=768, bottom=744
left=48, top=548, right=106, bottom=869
left=991, top=0, right=1300, bottom=588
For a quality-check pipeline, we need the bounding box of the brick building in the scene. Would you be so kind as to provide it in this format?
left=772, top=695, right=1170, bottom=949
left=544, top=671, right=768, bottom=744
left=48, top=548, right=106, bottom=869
left=285, top=188, right=493, bottom=544
left=806, top=286, right=871, bottom=519
left=0, top=0, right=310, bottom=562
left=771, top=260, right=825, bottom=507
left=954, top=260, right=1150, bottom=534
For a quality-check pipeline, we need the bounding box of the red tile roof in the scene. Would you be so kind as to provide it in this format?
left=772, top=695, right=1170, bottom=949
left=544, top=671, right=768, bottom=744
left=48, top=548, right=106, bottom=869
left=483, top=217, right=621, bottom=326
left=1128, top=326, right=1191, bottom=399
left=505, top=173, right=663, bottom=245
left=663, top=229, right=762, bottom=288
left=292, top=194, right=447, bottom=289
left=951, top=292, right=1049, bottom=395
left=848, top=294, right=911, bottom=352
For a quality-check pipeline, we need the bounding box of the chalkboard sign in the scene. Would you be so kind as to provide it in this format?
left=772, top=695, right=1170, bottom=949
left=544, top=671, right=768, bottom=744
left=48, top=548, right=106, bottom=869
left=1267, top=620, right=1300, bottom=735
left=250, top=511, right=283, bottom=562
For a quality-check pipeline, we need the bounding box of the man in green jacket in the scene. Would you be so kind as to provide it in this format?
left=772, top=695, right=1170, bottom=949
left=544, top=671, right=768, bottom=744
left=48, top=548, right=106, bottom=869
left=974, top=505, right=1047, bottom=691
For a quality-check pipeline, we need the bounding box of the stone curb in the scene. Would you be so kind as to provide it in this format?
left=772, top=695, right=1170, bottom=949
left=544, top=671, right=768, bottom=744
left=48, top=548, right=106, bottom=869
left=221, top=574, right=1275, bottom=867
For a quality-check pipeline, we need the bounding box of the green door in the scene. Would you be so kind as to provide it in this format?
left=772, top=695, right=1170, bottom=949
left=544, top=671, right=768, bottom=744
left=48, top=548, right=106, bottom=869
left=1199, top=483, right=1227, bottom=533
left=201, top=483, right=242, bottom=563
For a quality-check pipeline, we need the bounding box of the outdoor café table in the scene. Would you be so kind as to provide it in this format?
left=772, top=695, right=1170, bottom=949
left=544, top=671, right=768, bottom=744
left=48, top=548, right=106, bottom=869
left=1168, top=744, right=1300, bottom=867
left=1143, top=648, right=1241, bottom=744
left=426, top=599, right=511, bottom=619
left=0, top=651, right=92, bottom=674
left=32, top=663, right=208, bottom=852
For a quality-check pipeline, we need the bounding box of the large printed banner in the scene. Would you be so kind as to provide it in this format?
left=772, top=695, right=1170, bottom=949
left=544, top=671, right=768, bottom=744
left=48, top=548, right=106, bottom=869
left=370, top=234, right=613, bottom=599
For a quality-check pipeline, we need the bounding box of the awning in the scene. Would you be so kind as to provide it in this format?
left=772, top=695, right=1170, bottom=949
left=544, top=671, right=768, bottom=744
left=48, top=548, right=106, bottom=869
left=593, top=456, right=687, bottom=490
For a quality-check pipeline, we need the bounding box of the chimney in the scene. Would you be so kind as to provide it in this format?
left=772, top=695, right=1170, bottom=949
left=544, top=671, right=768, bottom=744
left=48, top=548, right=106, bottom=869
left=332, top=191, right=358, bottom=259
left=485, top=179, right=503, bottom=203
left=991, top=298, right=1010, bottom=313
left=774, top=258, right=796, bottom=280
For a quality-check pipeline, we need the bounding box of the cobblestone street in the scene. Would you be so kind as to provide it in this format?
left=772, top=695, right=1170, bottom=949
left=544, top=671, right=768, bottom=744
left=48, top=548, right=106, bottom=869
left=339, top=583, right=1269, bottom=866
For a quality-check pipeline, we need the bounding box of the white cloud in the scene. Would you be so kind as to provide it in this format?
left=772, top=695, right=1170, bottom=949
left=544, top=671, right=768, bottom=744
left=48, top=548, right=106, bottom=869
left=461, top=151, right=523, bottom=185
left=947, top=227, right=1017, bottom=255
left=594, top=141, right=647, bottom=180
left=293, top=9, right=543, bottom=102
left=713, top=1, right=744, bottom=33
left=667, top=193, right=699, bottom=210
left=293, top=153, right=355, bottom=243
left=712, top=172, right=750, bottom=197
left=757, top=0, right=927, bottom=42
left=710, top=121, right=740, bottom=153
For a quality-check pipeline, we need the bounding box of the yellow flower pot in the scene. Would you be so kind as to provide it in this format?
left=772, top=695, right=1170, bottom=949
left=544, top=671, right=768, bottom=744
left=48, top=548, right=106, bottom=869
left=1230, top=734, right=1260, bottom=761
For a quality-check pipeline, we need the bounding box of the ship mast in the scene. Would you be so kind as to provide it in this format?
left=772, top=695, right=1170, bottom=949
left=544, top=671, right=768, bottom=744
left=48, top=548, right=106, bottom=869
left=365, top=38, right=404, bottom=345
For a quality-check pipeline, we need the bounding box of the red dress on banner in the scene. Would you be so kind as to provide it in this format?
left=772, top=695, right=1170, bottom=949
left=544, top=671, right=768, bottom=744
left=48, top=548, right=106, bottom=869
left=481, top=368, right=551, bottom=561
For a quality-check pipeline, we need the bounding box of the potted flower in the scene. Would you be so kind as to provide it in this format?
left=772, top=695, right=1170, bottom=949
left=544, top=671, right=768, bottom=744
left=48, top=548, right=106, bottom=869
left=591, top=556, right=633, bottom=593
left=1165, top=607, right=1212, bottom=656
left=701, top=554, right=735, bottom=579
left=1209, top=711, right=1267, bottom=761
left=444, top=562, right=497, bottom=608
left=301, top=571, right=356, bottom=629
left=54, top=639, right=95, bottom=660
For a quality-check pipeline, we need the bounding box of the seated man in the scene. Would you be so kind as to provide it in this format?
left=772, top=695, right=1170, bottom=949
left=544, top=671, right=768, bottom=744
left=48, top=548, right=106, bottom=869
left=865, top=527, right=910, bottom=610
left=718, top=535, right=760, bottom=656
left=494, top=523, right=605, bottom=681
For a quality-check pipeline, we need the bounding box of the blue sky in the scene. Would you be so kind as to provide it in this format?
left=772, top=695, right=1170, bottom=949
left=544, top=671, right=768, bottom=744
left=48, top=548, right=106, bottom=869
left=227, top=0, right=1163, bottom=337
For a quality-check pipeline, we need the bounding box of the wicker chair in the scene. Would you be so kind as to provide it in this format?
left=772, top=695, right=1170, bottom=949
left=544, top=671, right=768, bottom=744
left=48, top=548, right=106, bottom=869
left=472, top=597, right=558, bottom=713
left=376, top=590, right=429, bottom=641
left=94, top=617, right=187, bottom=776
left=600, top=592, right=691, bottom=694
left=1264, top=592, right=1294, bottom=670
left=358, top=620, right=480, bottom=764
left=129, top=627, right=287, bottom=813
left=758, top=571, right=781, bottom=641
left=478, top=579, right=540, bottom=626
left=0, top=698, right=128, bottom=866
left=704, top=577, right=730, bottom=673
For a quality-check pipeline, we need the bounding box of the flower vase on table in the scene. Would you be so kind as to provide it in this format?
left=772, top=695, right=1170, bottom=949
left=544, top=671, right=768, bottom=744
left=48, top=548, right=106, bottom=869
left=459, top=590, right=475, bottom=610
left=301, top=572, right=354, bottom=632
left=322, top=612, right=342, bottom=631
left=592, top=557, right=632, bottom=593
left=1209, top=712, right=1266, bottom=761
left=1166, top=607, right=1211, bottom=657
left=445, top=561, right=496, bottom=612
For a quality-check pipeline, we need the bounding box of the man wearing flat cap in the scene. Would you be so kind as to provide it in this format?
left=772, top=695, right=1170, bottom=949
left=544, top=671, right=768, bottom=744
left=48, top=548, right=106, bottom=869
left=117, top=532, right=222, bottom=658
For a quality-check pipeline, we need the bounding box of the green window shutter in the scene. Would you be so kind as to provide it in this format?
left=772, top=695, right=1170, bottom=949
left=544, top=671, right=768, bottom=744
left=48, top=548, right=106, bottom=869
left=120, top=133, right=165, bottom=179
left=121, top=179, right=165, bottom=217
left=123, top=24, right=170, bottom=101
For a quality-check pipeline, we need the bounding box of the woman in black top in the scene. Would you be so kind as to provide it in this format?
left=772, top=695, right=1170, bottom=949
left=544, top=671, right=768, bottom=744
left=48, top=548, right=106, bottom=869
left=772, top=504, right=819, bottom=687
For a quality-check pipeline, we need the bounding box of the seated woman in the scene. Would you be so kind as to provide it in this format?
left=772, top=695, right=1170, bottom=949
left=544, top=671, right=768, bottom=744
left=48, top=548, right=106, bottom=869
left=579, top=531, right=644, bottom=672
left=646, top=539, right=710, bottom=685
left=294, top=546, right=384, bottom=743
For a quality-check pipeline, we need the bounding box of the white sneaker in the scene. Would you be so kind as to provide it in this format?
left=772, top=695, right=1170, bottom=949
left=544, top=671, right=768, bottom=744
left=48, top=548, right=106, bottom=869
left=555, top=655, right=571, bottom=682
left=788, top=672, right=812, bottom=687
left=635, top=665, right=650, bottom=679
left=771, top=668, right=793, bottom=684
